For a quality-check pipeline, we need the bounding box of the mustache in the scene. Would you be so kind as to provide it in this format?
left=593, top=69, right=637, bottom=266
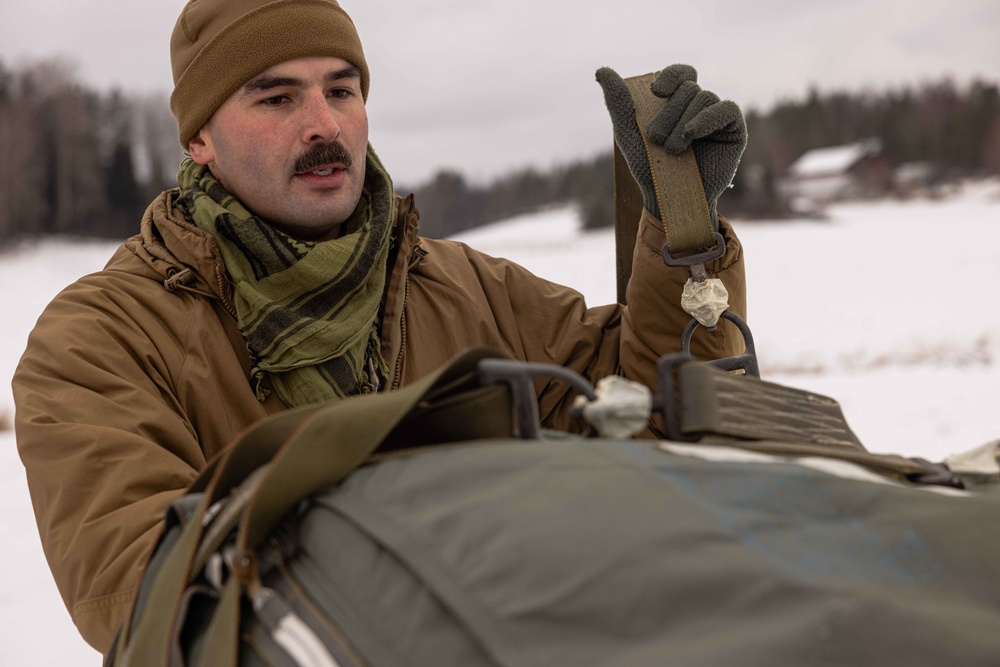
left=294, top=141, right=354, bottom=173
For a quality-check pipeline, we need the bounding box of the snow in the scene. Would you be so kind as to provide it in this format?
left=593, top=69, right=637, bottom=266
left=2, top=178, right=1000, bottom=664
left=455, top=179, right=1000, bottom=458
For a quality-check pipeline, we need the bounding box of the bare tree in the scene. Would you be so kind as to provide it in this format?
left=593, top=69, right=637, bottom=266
left=0, top=60, right=46, bottom=242
left=135, top=93, right=184, bottom=194
left=17, top=59, right=106, bottom=235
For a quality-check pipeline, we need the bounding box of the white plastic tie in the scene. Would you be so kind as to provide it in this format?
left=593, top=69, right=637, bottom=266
left=680, top=277, right=729, bottom=328
left=576, top=375, right=652, bottom=439
left=250, top=585, right=343, bottom=667
left=274, top=613, right=343, bottom=667
left=945, top=440, right=1000, bottom=478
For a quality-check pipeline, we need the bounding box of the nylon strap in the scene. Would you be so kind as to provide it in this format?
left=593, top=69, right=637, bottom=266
left=613, top=144, right=643, bottom=304
left=673, top=362, right=966, bottom=483
left=192, top=578, right=241, bottom=667
left=119, top=347, right=514, bottom=667
left=238, top=377, right=513, bottom=552
left=119, top=493, right=212, bottom=667
left=613, top=72, right=718, bottom=304
left=677, top=361, right=865, bottom=449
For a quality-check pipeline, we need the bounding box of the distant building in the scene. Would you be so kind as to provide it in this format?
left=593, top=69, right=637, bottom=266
left=892, top=161, right=942, bottom=197
left=779, top=139, right=891, bottom=213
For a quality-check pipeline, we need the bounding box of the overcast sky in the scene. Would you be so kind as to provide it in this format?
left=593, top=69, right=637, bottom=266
left=2, top=0, right=998, bottom=186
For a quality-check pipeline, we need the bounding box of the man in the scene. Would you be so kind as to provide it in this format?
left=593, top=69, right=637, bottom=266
left=13, top=0, right=747, bottom=654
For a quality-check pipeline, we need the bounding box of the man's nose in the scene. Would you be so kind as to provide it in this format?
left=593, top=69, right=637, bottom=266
left=301, top=90, right=340, bottom=143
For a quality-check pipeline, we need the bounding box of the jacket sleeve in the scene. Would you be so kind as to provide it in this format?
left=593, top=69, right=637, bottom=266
left=417, top=210, right=745, bottom=434
left=524, top=210, right=745, bottom=434
left=12, top=277, right=206, bottom=654
left=619, top=211, right=746, bottom=414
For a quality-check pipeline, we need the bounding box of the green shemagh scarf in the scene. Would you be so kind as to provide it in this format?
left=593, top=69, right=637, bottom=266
left=175, top=144, right=394, bottom=407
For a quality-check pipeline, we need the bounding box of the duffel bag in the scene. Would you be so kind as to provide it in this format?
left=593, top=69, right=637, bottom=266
left=107, top=349, right=1000, bottom=667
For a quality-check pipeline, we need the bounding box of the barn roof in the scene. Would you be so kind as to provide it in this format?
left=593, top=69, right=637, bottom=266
left=787, top=139, right=881, bottom=178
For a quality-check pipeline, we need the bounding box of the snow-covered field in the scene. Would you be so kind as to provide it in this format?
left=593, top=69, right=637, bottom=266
left=453, top=180, right=1000, bottom=458
left=2, top=180, right=999, bottom=664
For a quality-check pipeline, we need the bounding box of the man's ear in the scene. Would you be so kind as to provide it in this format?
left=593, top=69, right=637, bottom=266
left=187, top=127, right=214, bottom=166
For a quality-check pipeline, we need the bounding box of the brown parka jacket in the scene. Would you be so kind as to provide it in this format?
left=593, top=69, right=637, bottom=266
left=13, top=189, right=745, bottom=653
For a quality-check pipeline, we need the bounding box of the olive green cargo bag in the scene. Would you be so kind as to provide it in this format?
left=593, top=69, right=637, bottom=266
left=107, top=349, right=1000, bottom=667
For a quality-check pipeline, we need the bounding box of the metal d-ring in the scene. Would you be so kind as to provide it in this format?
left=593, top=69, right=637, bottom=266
left=680, top=310, right=760, bottom=378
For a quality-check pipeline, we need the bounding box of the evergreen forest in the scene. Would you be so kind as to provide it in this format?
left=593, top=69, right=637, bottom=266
left=1, top=57, right=998, bottom=244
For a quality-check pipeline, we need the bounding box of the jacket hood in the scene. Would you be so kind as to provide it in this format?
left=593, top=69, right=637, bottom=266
left=124, top=189, right=231, bottom=303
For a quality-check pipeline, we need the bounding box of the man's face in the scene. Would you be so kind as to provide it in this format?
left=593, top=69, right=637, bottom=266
left=188, top=56, right=368, bottom=241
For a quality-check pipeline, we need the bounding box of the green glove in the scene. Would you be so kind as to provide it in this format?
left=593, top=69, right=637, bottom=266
left=596, top=64, right=747, bottom=229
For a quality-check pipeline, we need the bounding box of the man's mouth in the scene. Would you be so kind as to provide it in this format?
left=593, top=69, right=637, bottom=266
left=294, top=140, right=354, bottom=177
left=294, top=163, right=349, bottom=189
left=296, top=163, right=345, bottom=177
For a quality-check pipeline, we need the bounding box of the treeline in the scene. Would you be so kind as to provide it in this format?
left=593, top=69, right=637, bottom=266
left=413, top=77, right=1000, bottom=235
left=730, top=78, right=1000, bottom=216
left=0, top=59, right=180, bottom=245
left=2, top=57, right=998, bottom=245
left=401, top=154, right=613, bottom=238
left=751, top=79, right=1000, bottom=176
left=0, top=57, right=612, bottom=245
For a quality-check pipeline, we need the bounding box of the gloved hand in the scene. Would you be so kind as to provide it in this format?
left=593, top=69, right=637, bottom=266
left=596, top=64, right=747, bottom=229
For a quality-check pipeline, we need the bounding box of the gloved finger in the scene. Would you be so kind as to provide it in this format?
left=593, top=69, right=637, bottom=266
left=595, top=66, right=657, bottom=214
left=647, top=80, right=702, bottom=147
left=650, top=64, right=698, bottom=98
left=595, top=67, right=637, bottom=138
left=662, top=89, right=721, bottom=154
left=682, top=100, right=746, bottom=144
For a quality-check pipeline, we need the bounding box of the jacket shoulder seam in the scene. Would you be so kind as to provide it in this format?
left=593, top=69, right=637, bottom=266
left=72, top=588, right=137, bottom=617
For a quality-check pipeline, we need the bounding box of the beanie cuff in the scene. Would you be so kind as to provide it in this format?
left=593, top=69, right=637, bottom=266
left=170, top=0, right=369, bottom=147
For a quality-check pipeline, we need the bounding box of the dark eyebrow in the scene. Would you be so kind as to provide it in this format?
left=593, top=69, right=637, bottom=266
left=240, top=65, right=361, bottom=96
left=241, top=75, right=303, bottom=95
left=325, top=65, right=361, bottom=83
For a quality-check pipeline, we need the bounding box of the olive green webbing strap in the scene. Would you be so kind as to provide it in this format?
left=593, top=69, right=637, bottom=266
left=118, top=348, right=513, bottom=667
left=115, top=405, right=334, bottom=667
left=678, top=362, right=865, bottom=450
left=240, top=367, right=514, bottom=551
left=613, top=144, right=643, bottom=304
left=113, top=399, right=344, bottom=665
left=613, top=72, right=717, bottom=304
left=673, top=362, right=954, bottom=481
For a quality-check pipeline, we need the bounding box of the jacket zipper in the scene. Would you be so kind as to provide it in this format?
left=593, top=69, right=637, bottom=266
left=391, top=274, right=408, bottom=391
left=215, top=261, right=238, bottom=319
left=390, top=244, right=425, bottom=390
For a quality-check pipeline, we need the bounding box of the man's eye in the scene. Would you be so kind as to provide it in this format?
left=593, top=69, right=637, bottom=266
left=260, top=95, right=287, bottom=106
left=329, top=88, right=353, bottom=99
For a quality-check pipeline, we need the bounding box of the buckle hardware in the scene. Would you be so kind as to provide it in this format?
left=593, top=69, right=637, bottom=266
left=660, top=231, right=726, bottom=268
left=477, top=359, right=597, bottom=439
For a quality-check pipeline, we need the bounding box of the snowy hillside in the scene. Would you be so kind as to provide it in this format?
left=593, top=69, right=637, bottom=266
left=2, top=179, right=1000, bottom=664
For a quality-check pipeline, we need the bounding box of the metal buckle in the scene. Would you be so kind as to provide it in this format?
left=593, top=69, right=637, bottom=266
left=653, top=353, right=701, bottom=443
left=477, top=359, right=597, bottom=439
left=660, top=231, right=726, bottom=268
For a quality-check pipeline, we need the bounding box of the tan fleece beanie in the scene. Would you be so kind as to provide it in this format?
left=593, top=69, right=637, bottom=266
left=170, top=0, right=369, bottom=147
